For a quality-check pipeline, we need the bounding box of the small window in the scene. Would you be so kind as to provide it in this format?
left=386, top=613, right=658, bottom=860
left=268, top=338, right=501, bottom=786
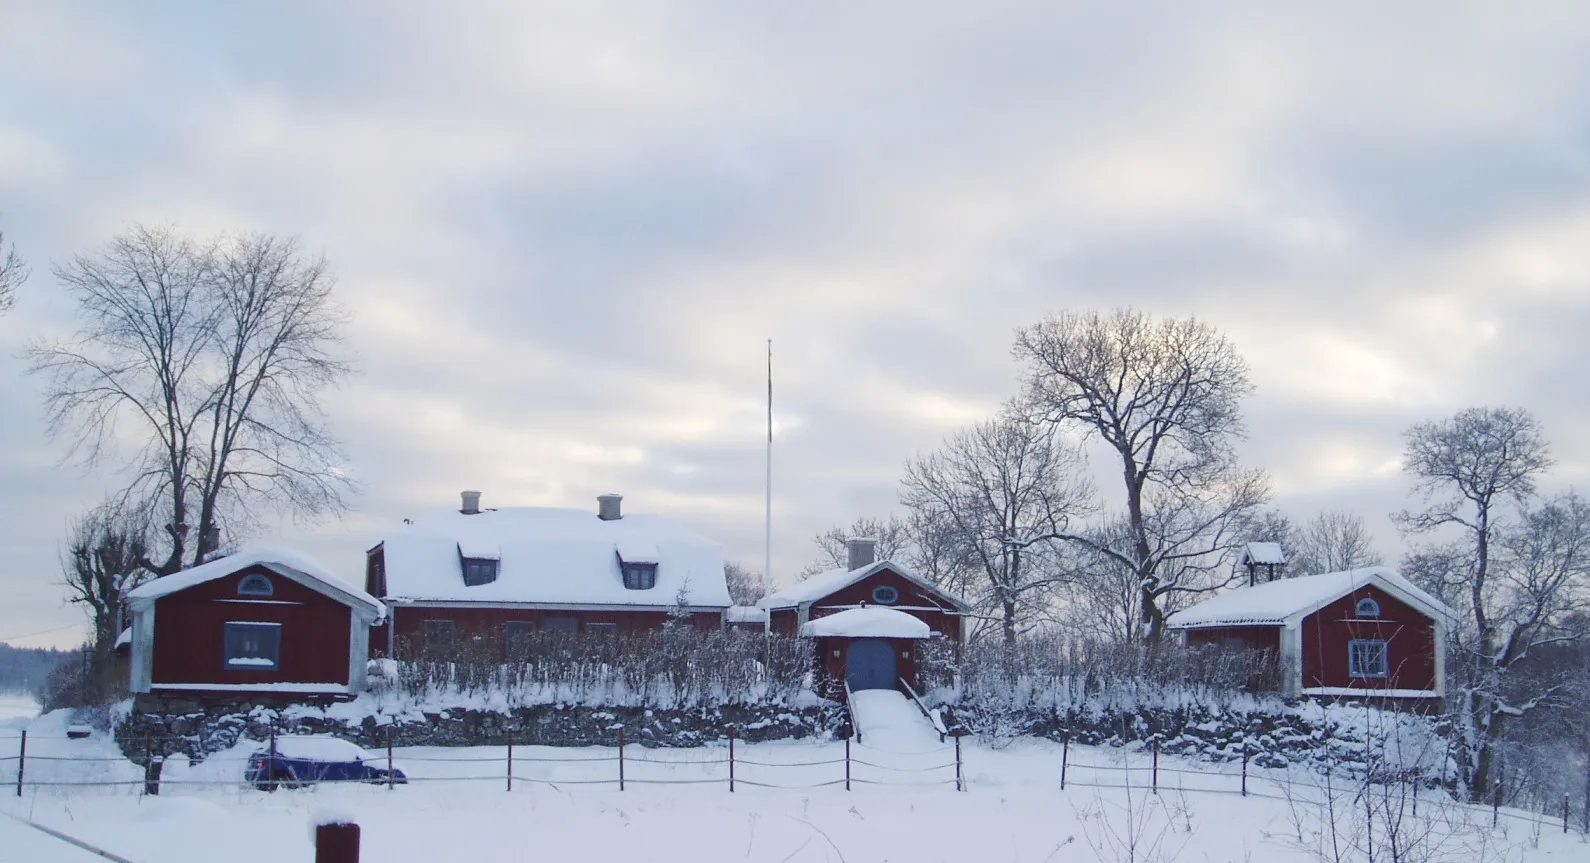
left=871, top=585, right=901, bottom=605
left=462, top=557, right=499, bottom=586
left=586, top=622, right=618, bottom=638
left=224, top=622, right=281, bottom=670
left=1355, top=598, right=1381, bottom=618
left=621, top=562, right=658, bottom=590
left=505, top=621, right=536, bottom=658
left=422, top=620, right=457, bottom=659
left=544, top=616, right=579, bottom=635
left=1349, top=639, right=1389, bottom=678
left=238, top=574, right=274, bottom=597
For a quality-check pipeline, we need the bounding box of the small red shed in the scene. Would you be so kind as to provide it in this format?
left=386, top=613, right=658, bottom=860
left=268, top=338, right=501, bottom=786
left=759, top=538, right=968, bottom=694
left=1165, top=566, right=1452, bottom=705
left=125, top=548, right=385, bottom=698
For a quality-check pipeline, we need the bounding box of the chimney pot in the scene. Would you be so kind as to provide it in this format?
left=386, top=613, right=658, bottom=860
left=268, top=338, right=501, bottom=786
left=598, top=493, right=623, bottom=521
left=846, top=537, right=878, bottom=571
left=461, top=490, right=482, bottom=515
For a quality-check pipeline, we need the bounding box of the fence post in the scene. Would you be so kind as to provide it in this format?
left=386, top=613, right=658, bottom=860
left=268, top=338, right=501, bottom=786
left=1060, top=731, right=1069, bottom=791
left=1412, top=768, right=1419, bottom=818
left=1152, top=736, right=1160, bottom=795
left=618, top=727, right=626, bottom=792
left=955, top=735, right=964, bottom=792
left=728, top=728, right=736, bottom=793
left=1240, top=741, right=1249, bottom=798
left=844, top=737, right=851, bottom=792
left=269, top=726, right=278, bottom=793
left=386, top=728, right=394, bottom=791
left=315, top=820, right=361, bottom=863
left=14, top=729, right=24, bottom=797
left=1565, top=793, right=1571, bottom=835
left=1492, top=773, right=1502, bottom=828
left=506, top=730, right=513, bottom=793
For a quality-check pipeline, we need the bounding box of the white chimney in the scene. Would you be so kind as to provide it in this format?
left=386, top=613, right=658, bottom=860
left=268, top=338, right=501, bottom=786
left=461, top=490, right=482, bottom=515
left=598, top=493, right=623, bottom=521
left=846, top=537, right=878, bottom=571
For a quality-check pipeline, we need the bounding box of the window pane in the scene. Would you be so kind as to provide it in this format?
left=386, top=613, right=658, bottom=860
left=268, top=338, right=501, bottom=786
left=225, top=622, right=282, bottom=670
left=423, top=620, right=457, bottom=659
left=238, top=574, right=274, bottom=596
left=545, top=616, right=578, bottom=634
left=505, top=621, right=535, bottom=658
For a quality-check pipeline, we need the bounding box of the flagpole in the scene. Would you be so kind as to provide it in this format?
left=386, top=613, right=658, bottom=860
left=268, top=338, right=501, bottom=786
left=764, top=339, right=773, bottom=601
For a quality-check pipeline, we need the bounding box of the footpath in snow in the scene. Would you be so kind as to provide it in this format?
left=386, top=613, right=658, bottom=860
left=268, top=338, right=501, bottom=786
left=848, top=689, right=944, bottom=753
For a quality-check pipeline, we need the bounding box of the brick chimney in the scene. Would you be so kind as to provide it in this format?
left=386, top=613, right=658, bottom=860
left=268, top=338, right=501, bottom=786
left=598, top=493, right=623, bottom=521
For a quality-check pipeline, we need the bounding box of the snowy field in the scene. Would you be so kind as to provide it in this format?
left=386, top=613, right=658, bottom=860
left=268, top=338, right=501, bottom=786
left=1, top=707, right=1585, bottom=862
left=0, top=694, right=37, bottom=729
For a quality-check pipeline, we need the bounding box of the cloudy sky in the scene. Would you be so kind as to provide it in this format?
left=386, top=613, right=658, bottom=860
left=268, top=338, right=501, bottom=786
left=2, top=2, right=1589, bottom=649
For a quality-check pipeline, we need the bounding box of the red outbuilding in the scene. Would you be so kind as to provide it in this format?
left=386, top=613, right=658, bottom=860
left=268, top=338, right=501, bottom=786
left=126, top=548, right=385, bottom=698
left=758, top=538, right=968, bottom=696
left=1165, top=565, right=1452, bottom=706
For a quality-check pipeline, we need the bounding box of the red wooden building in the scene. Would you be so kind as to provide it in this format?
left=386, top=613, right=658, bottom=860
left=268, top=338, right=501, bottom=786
left=365, top=492, right=732, bottom=659
left=1165, top=566, right=1451, bottom=705
left=758, top=538, right=968, bottom=695
left=125, top=548, right=385, bottom=698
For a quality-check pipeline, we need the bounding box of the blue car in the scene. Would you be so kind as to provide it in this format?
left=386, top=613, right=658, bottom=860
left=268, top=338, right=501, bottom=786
left=245, top=736, right=407, bottom=789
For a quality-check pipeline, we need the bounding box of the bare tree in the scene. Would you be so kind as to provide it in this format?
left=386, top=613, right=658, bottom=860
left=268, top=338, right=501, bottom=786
left=724, top=560, right=767, bottom=606
left=1290, top=510, right=1383, bottom=575
left=27, top=226, right=354, bottom=574
left=62, top=505, right=149, bottom=702
left=900, top=406, right=1093, bottom=645
left=1013, top=309, right=1269, bottom=642
left=798, top=514, right=915, bottom=577
left=0, top=227, right=28, bottom=312
left=1395, top=406, right=1589, bottom=801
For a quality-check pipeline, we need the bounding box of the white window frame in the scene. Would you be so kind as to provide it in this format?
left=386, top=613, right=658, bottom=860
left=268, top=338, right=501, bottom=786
left=1348, top=639, right=1389, bottom=679
left=224, top=621, right=283, bottom=671
left=1355, top=597, right=1381, bottom=618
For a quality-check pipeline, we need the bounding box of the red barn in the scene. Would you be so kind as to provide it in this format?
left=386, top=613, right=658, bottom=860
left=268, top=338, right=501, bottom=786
left=758, top=538, right=968, bottom=695
left=365, top=491, right=732, bottom=659
left=125, top=548, right=385, bottom=698
left=1165, top=566, right=1451, bottom=705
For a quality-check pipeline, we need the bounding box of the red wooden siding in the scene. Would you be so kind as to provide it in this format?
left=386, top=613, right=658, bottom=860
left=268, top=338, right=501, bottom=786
left=1184, top=626, right=1281, bottom=653
left=382, top=606, right=722, bottom=659
left=1300, top=585, right=1437, bottom=692
left=151, top=563, right=352, bottom=687
left=768, top=608, right=801, bottom=637
left=807, top=567, right=963, bottom=642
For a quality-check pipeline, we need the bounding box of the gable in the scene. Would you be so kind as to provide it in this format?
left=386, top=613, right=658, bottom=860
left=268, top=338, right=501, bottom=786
left=126, top=547, right=383, bottom=619
left=1303, top=584, right=1434, bottom=627
left=812, top=565, right=960, bottom=611
left=154, top=562, right=345, bottom=608
left=1165, top=567, right=1450, bottom=630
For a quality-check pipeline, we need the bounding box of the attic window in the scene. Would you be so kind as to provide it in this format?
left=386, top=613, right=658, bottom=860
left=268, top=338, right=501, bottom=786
left=621, top=560, right=658, bottom=590
left=238, top=574, right=274, bottom=597
left=462, top=557, right=499, bottom=586
left=871, top=585, right=901, bottom=605
left=1355, top=598, right=1381, bottom=618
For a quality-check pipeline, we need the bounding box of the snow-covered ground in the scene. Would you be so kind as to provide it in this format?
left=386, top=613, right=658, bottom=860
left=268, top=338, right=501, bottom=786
left=0, top=693, right=38, bottom=729
left=0, top=707, right=1584, bottom=862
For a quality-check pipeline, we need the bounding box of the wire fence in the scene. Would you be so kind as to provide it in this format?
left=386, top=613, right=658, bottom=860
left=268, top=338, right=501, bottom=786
left=2, top=727, right=1584, bottom=840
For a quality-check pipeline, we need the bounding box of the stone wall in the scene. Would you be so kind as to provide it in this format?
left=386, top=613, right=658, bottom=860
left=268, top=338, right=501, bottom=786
left=117, top=695, right=844, bottom=763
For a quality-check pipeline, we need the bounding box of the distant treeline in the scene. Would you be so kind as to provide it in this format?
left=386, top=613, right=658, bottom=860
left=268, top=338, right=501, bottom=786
left=0, top=643, right=72, bottom=695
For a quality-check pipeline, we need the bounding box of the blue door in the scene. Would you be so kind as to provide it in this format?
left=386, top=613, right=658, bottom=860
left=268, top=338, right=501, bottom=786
left=845, top=639, right=898, bottom=691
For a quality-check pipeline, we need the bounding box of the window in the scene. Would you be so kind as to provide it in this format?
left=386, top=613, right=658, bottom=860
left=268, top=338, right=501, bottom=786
left=621, top=562, right=658, bottom=590
left=544, top=616, right=579, bottom=635
left=422, top=620, right=457, bottom=659
left=505, top=621, right=536, bottom=658
left=237, top=574, right=274, bottom=597
left=462, top=557, right=499, bottom=586
left=871, top=585, right=901, bottom=605
left=586, top=622, right=618, bottom=638
left=224, top=622, right=281, bottom=670
left=1349, top=639, right=1389, bottom=678
left=1355, top=597, right=1381, bottom=618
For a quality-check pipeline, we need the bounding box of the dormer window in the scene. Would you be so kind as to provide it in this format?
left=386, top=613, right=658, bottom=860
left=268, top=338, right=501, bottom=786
left=621, top=561, right=657, bottom=590
left=238, top=574, right=274, bottom=597
left=1355, top=597, right=1381, bottom=618
left=462, top=557, right=499, bottom=586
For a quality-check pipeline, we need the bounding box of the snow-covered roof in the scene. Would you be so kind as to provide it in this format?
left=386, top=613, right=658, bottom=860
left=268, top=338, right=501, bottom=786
left=725, top=606, right=765, bottom=624
left=800, top=607, right=932, bottom=639
left=758, top=560, right=968, bottom=612
left=379, top=507, right=731, bottom=608
left=1165, top=567, right=1453, bottom=630
left=125, top=547, right=383, bottom=619
left=1241, top=542, right=1287, bottom=566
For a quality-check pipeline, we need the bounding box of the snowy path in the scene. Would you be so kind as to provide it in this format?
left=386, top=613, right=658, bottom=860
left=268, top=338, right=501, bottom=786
left=849, top=689, right=943, bottom=752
